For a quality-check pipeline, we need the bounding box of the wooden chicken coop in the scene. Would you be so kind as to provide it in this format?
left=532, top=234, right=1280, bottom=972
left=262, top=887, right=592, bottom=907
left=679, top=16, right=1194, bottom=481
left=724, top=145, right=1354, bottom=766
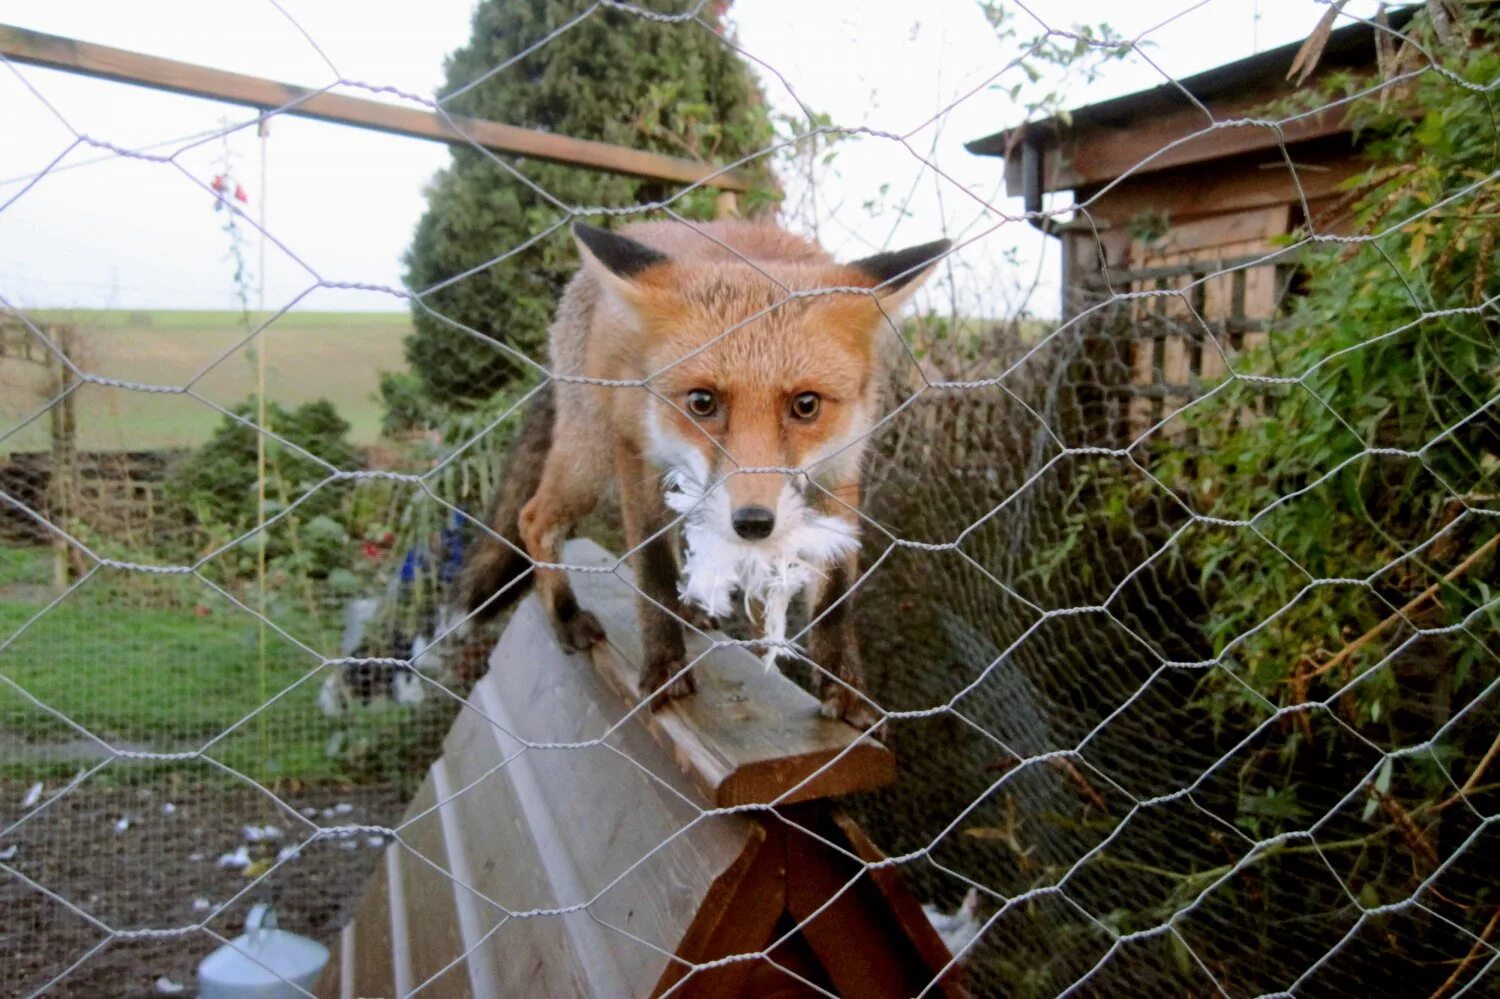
left=966, top=11, right=1412, bottom=444
left=316, top=540, right=965, bottom=998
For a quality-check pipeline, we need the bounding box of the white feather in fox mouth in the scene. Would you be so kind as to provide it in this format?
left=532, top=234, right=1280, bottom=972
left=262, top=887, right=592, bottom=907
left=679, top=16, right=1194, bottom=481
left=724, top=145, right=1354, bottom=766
left=663, top=466, right=859, bottom=671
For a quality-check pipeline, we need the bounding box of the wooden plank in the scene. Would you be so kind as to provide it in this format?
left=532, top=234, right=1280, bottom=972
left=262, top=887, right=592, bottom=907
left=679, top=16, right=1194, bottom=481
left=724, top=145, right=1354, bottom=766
left=350, top=853, right=396, bottom=999
left=562, top=539, right=897, bottom=807
left=1127, top=334, right=1157, bottom=439
left=1042, top=97, right=1351, bottom=192
left=655, top=823, right=784, bottom=999
left=438, top=702, right=597, bottom=998
left=782, top=813, right=961, bottom=998
left=830, top=811, right=968, bottom=997
left=1139, top=206, right=1289, bottom=258
left=476, top=577, right=762, bottom=995
left=1198, top=325, right=1229, bottom=380
left=469, top=681, right=635, bottom=997
left=0, top=24, right=751, bottom=192
left=1243, top=262, right=1279, bottom=321
left=395, top=780, right=471, bottom=997
left=311, top=933, right=341, bottom=999
left=339, top=923, right=354, bottom=999
left=429, top=758, right=501, bottom=999
left=1162, top=336, right=1191, bottom=386
left=385, top=845, right=414, bottom=999
left=1075, top=148, right=1361, bottom=224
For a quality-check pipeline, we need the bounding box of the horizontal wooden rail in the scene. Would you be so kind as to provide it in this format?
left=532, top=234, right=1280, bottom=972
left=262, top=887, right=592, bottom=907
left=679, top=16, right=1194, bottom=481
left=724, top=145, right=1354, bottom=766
left=0, top=24, right=753, bottom=192
left=1101, top=248, right=1300, bottom=285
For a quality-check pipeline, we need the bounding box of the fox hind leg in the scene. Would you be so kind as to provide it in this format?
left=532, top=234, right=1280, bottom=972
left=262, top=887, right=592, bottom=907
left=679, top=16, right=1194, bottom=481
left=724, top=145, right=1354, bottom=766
left=518, top=420, right=607, bottom=653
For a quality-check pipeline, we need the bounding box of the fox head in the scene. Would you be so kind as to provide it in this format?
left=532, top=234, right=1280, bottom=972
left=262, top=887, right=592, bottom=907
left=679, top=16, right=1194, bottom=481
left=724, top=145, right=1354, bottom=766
left=573, top=221, right=949, bottom=555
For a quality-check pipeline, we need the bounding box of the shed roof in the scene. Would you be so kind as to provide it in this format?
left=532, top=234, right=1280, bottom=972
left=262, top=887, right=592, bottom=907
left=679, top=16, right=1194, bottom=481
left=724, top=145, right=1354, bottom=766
left=965, top=5, right=1419, bottom=195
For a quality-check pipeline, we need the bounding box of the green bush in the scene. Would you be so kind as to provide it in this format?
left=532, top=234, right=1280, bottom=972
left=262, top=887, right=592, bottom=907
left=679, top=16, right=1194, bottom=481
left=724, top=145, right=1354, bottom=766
left=164, top=398, right=361, bottom=575
left=1048, top=6, right=1498, bottom=949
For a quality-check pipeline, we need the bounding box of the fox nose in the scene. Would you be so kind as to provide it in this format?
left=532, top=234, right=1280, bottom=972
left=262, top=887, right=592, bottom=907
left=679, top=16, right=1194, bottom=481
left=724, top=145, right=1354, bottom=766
left=731, top=506, right=776, bottom=540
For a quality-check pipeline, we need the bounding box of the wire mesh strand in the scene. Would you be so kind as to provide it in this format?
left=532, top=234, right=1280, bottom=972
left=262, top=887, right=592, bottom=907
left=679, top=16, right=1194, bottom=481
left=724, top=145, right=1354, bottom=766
left=1, top=2, right=1498, bottom=997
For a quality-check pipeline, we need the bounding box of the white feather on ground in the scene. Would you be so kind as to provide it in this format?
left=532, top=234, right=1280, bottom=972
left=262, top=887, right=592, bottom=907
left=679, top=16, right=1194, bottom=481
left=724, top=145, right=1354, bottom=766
left=922, top=888, right=983, bottom=959
left=665, top=469, right=858, bottom=671
left=217, top=845, right=251, bottom=869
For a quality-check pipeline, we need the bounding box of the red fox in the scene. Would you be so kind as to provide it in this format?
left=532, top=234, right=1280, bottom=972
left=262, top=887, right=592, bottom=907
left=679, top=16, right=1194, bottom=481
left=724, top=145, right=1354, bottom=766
left=458, top=219, right=948, bottom=726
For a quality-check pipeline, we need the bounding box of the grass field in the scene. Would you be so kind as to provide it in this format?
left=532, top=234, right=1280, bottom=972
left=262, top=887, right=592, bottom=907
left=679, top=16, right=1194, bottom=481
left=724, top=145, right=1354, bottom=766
left=1, top=309, right=410, bottom=454
left=0, top=546, right=347, bottom=782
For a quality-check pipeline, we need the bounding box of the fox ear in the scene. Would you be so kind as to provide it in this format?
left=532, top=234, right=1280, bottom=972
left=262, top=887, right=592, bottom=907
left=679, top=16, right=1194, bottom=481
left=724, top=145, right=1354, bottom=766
left=847, top=238, right=951, bottom=312
left=573, top=223, right=669, bottom=305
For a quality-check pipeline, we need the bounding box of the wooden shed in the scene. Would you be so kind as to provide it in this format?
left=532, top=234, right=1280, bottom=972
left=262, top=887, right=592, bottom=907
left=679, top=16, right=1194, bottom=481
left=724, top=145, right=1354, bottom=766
left=316, top=540, right=965, bottom=998
left=965, top=12, right=1411, bottom=442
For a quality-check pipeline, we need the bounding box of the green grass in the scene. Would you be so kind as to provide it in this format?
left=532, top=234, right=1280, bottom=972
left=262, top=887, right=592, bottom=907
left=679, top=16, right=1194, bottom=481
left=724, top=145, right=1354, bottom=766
left=0, top=545, right=51, bottom=589
left=0, top=548, right=348, bottom=783
left=2, top=309, right=410, bottom=454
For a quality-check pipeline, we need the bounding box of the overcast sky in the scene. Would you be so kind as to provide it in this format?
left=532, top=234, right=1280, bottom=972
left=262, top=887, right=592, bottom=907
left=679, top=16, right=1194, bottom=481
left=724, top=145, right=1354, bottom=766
left=0, top=0, right=1388, bottom=319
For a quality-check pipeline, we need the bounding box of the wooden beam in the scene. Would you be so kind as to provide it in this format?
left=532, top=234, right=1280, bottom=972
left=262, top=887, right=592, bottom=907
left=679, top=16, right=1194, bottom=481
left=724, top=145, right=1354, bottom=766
left=1049, top=102, right=1351, bottom=193
left=1068, top=144, right=1363, bottom=226
left=0, top=23, right=753, bottom=192
left=994, top=86, right=1359, bottom=198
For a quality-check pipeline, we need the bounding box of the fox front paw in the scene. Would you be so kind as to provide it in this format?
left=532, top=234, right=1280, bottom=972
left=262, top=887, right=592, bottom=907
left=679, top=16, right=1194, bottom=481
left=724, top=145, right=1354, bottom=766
left=641, top=656, right=696, bottom=711
left=678, top=602, right=718, bottom=633
left=818, top=684, right=878, bottom=731
left=553, top=606, right=606, bottom=652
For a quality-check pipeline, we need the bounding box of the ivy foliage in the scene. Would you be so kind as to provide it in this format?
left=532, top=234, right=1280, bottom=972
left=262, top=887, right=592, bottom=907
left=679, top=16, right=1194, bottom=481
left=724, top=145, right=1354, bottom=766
left=401, top=0, right=779, bottom=406
left=1067, top=8, right=1498, bottom=850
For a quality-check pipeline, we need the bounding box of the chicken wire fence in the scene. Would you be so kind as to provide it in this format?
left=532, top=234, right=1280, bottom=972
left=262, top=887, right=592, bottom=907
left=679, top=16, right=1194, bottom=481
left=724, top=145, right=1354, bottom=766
left=1, top=1, right=1498, bottom=996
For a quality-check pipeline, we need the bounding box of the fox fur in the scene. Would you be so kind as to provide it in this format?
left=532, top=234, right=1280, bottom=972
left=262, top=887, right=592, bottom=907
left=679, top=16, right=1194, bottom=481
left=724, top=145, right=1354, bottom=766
left=456, top=219, right=948, bottom=725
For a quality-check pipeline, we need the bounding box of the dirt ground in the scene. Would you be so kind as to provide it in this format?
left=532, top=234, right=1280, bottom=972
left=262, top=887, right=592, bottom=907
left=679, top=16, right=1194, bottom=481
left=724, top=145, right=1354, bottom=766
left=1, top=780, right=409, bottom=998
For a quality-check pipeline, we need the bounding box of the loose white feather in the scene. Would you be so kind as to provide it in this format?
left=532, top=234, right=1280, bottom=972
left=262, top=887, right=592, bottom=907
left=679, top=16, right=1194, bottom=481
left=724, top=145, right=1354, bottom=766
left=664, top=468, right=858, bottom=671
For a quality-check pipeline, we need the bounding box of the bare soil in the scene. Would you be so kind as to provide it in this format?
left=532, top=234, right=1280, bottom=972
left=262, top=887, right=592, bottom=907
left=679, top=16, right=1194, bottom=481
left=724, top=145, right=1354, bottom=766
left=2, top=780, right=409, bottom=998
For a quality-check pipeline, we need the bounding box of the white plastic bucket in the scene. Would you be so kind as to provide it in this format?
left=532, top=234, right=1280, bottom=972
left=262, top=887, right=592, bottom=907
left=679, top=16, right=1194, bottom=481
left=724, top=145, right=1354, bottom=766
left=197, top=904, right=329, bottom=999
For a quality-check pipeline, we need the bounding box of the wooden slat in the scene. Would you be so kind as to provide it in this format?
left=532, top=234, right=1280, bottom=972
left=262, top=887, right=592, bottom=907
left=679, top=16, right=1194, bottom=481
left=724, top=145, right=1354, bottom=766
left=830, top=811, right=967, bottom=996
left=1127, top=336, right=1156, bottom=439
left=350, top=854, right=396, bottom=999
left=1074, top=149, right=1361, bottom=225
left=470, top=682, right=637, bottom=997
left=783, top=811, right=966, bottom=998
left=0, top=24, right=752, bottom=192
left=386, top=845, right=414, bottom=999
left=395, top=780, right=471, bottom=997
left=656, top=823, right=784, bottom=999
left=482, top=583, right=760, bottom=988
left=339, top=923, right=354, bottom=999
left=563, top=541, right=897, bottom=807
left=1162, top=336, right=1191, bottom=385
left=428, top=758, right=501, bottom=999
left=438, top=702, right=597, bottom=998
left=1138, top=205, right=1290, bottom=258
left=313, top=933, right=342, bottom=999
left=1243, top=262, right=1279, bottom=321
left=1040, top=97, right=1351, bottom=192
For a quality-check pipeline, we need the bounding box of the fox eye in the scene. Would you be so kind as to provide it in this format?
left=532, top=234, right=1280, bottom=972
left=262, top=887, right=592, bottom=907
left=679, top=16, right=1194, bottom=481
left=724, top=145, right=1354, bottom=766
left=686, top=389, right=718, bottom=418
left=790, top=392, right=821, bottom=421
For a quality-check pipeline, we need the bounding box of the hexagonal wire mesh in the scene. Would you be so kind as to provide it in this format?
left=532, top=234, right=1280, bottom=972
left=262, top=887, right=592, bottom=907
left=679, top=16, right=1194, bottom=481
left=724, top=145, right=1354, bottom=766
left=1, top=1, right=1498, bottom=997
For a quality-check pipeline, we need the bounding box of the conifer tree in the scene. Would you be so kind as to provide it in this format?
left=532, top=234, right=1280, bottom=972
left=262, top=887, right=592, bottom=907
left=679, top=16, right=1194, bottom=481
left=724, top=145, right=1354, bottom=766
left=401, top=0, right=778, bottom=406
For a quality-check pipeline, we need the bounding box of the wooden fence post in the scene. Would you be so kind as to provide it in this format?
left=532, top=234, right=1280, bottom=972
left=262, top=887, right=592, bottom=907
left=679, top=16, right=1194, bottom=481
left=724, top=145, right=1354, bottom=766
left=46, top=326, right=79, bottom=592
